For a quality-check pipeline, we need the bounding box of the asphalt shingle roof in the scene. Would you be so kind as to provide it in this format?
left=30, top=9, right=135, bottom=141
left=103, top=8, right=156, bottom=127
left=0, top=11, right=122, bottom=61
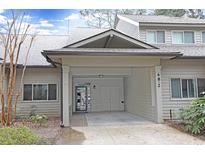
left=120, top=15, right=205, bottom=24
left=0, top=28, right=108, bottom=66
left=157, top=45, right=205, bottom=57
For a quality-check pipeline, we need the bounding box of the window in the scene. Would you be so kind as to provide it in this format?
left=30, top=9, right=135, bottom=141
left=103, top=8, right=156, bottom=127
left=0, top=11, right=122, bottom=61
left=171, top=79, right=181, bottom=98
left=182, top=79, right=188, bottom=98
left=48, top=84, right=57, bottom=100
left=157, top=31, right=165, bottom=43
left=146, top=31, right=165, bottom=44
left=184, top=32, right=194, bottom=43
left=23, top=84, right=57, bottom=101
left=23, top=84, right=32, bottom=100
left=33, top=84, right=47, bottom=100
left=197, top=79, right=205, bottom=97
left=202, top=32, right=205, bottom=43
left=172, top=31, right=194, bottom=44
left=171, top=78, right=196, bottom=99
left=172, top=32, right=183, bottom=44
left=188, top=79, right=196, bottom=98
left=181, top=79, right=196, bottom=98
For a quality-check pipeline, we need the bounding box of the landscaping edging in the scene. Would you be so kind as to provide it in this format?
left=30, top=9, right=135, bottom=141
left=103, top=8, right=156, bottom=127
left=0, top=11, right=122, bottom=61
left=165, top=120, right=205, bottom=142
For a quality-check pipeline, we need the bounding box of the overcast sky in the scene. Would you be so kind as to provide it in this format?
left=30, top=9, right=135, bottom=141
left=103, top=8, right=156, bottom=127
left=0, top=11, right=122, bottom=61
left=0, top=9, right=87, bottom=35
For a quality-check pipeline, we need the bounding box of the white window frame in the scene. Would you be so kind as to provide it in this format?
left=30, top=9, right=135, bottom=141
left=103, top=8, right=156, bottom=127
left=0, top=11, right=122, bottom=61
left=180, top=79, right=196, bottom=99
left=201, top=31, right=205, bottom=44
left=170, top=78, right=197, bottom=100
left=22, top=83, right=58, bottom=102
left=146, top=30, right=166, bottom=44
left=196, top=78, right=205, bottom=97
left=171, top=30, right=195, bottom=44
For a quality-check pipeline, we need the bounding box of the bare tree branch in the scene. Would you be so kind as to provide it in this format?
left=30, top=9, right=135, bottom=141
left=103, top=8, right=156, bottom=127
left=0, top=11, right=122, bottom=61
left=0, top=10, right=35, bottom=126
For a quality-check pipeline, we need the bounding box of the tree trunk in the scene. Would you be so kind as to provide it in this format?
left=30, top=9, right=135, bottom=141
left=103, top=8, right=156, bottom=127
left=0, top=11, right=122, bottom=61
left=0, top=11, right=34, bottom=127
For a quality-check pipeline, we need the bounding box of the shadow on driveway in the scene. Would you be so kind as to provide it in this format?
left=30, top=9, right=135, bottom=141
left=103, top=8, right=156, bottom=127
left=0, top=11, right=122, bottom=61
left=56, top=128, right=86, bottom=145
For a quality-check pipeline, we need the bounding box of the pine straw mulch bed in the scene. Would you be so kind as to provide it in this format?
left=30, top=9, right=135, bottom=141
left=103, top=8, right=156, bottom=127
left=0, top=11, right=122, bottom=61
left=13, top=118, right=63, bottom=144
left=165, top=120, right=205, bottom=142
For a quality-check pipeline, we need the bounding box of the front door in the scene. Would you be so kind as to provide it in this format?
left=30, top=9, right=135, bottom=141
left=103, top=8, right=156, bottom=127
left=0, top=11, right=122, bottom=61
left=75, top=86, right=87, bottom=112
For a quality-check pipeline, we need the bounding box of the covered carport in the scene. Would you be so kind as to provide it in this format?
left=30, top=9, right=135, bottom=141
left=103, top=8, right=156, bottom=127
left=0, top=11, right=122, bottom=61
left=70, top=65, right=157, bottom=126
left=42, top=29, right=181, bottom=127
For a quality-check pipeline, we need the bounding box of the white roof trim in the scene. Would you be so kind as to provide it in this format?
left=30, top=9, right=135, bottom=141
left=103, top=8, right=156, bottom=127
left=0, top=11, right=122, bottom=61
left=117, top=15, right=139, bottom=26
left=140, top=23, right=205, bottom=27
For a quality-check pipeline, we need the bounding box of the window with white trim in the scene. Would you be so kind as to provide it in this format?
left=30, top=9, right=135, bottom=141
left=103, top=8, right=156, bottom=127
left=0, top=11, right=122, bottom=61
left=172, top=31, right=194, bottom=44
left=171, top=78, right=197, bottom=99
left=181, top=79, right=196, bottom=98
left=171, top=78, right=181, bottom=98
left=23, top=84, right=57, bottom=101
left=202, top=32, right=205, bottom=43
left=146, top=31, right=165, bottom=44
left=197, top=79, right=205, bottom=97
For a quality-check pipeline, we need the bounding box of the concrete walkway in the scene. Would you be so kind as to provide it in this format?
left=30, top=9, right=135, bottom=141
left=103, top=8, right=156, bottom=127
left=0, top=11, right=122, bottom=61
left=57, top=112, right=205, bottom=144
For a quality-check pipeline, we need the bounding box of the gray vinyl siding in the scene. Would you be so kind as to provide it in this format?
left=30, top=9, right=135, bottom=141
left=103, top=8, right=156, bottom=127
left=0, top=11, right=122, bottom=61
left=116, top=19, right=205, bottom=45
left=161, top=59, right=205, bottom=119
left=140, top=26, right=205, bottom=45
left=14, top=67, right=61, bottom=117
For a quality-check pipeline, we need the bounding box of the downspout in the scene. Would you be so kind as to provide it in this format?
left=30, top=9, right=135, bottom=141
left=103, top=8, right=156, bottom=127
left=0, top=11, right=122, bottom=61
left=43, top=54, right=64, bottom=127
left=49, top=61, right=64, bottom=127
left=169, top=53, right=183, bottom=60
left=60, top=65, right=64, bottom=127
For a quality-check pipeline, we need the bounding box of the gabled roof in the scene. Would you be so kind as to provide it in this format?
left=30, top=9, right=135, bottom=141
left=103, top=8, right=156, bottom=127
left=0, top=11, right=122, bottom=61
left=64, top=29, right=158, bottom=49
left=119, top=15, right=205, bottom=25
left=43, top=29, right=183, bottom=64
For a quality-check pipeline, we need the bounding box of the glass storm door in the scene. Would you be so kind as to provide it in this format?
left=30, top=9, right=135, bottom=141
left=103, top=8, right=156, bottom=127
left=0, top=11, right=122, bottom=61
left=75, top=86, right=87, bottom=112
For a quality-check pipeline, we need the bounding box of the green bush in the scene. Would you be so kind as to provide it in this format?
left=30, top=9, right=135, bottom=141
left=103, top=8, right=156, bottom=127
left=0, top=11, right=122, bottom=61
left=180, top=97, right=205, bottom=134
left=30, top=115, right=48, bottom=126
left=0, top=126, right=41, bottom=145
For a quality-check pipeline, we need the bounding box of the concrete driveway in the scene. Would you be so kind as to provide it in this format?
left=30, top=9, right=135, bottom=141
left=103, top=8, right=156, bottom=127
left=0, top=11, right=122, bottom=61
left=56, top=124, right=205, bottom=145
left=56, top=112, right=205, bottom=145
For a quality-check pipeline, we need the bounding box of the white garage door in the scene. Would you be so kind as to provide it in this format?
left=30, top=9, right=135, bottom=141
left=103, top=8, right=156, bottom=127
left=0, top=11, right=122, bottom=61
left=95, top=86, right=124, bottom=112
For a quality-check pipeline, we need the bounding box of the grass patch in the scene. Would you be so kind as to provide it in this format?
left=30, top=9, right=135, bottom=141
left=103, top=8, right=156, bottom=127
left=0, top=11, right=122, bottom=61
left=0, top=126, right=44, bottom=145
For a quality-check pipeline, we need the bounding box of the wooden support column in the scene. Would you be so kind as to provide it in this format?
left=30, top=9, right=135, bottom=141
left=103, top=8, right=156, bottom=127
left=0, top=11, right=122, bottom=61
left=155, top=66, right=163, bottom=123
left=62, top=65, right=70, bottom=127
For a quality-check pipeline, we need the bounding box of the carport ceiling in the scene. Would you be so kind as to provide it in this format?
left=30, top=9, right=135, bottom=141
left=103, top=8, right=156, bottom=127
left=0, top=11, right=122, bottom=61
left=80, top=35, right=146, bottom=48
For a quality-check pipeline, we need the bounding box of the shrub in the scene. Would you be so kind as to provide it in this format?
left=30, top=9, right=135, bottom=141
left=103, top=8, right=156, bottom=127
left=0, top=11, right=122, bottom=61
left=180, top=97, right=205, bottom=134
left=0, top=126, right=41, bottom=144
left=30, top=115, right=48, bottom=126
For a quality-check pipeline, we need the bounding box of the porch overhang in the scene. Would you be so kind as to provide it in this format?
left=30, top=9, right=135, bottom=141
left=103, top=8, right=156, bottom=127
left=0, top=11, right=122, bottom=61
left=43, top=48, right=182, bottom=57
left=42, top=48, right=182, bottom=66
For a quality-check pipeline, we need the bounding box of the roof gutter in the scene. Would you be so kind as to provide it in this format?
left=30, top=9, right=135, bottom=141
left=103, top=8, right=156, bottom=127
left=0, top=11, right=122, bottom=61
left=139, top=22, right=205, bottom=27
left=169, top=53, right=183, bottom=60
left=175, top=56, right=205, bottom=59
left=41, top=51, right=60, bottom=67
left=43, top=50, right=181, bottom=57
